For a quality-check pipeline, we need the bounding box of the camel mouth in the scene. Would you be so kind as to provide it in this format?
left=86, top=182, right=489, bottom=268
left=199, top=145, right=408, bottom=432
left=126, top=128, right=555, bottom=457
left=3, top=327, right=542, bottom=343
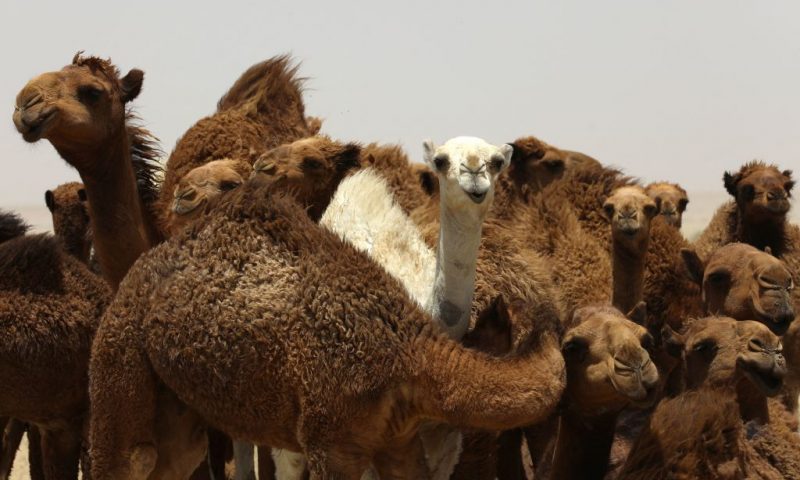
left=766, top=200, right=790, bottom=215
left=18, top=109, right=57, bottom=143
left=741, top=363, right=784, bottom=396
left=466, top=190, right=487, bottom=204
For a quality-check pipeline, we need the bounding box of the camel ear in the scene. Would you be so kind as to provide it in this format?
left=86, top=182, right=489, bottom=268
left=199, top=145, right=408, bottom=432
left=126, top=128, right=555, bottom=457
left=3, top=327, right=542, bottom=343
left=498, top=144, right=513, bottom=170
left=662, top=325, right=684, bottom=358
left=786, top=180, right=795, bottom=196
left=334, top=143, right=361, bottom=173
left=723, top=171, right=740, bottom=197
left=626, top=301, right=648, bottom=326
left=681, top=248, right=705, bottom=286
left=77, top=188, right=87, bottom=202
left=120, top=69, right=144, bottom=103
left=44, top=190, right=55, bottom=212
left=561, top=336, right=589, bottom=363
left=764, top=246, right=773, bottom=256
left=419, top=169, right=438, bottom=196
left=423, top=140, right=436, bottom=164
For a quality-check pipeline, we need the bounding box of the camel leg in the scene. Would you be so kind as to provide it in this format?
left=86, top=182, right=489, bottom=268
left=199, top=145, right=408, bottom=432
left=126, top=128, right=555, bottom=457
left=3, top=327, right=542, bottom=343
left=0, top=419, right=26, bottom=480
left=233, top=441, right=255, bottom=480
left=257, top=446, right=276, bottom=480
left=28, top=426, right=45, bottom=480
left=305, top=447, right=366, bottom=480
left=273, top=449, right=308, bottom=480
left=496, top=429, right=525, bottom=480
left=373, top=437, right=430, bottom=480
left=39, top=427, right=81, bottom=480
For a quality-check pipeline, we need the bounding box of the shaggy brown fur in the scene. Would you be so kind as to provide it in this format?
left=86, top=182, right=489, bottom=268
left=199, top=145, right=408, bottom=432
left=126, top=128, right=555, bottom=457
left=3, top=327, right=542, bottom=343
left=156, top=55, right=319, bottom=232
left=45, top=182, right=91, bottom=265
left=13, top=53, right=163, bottom=290
left=0, top=210, right=110, bottom=479
left=87, top=181, right=566, bottom=479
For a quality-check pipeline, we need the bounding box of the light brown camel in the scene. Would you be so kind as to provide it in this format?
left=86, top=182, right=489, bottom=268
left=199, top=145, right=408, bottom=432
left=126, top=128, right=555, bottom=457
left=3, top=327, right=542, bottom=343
left=87, top=179, right=567, bottom=479
left=13, top=53, right=163, bottom=291
left=45, top=182, right=91, bottom=265
left=0, top=210, right=110, bottom=479
left=644, top=182, right=688, bottom=230
left=165, top=159, right=252, bottom=235
left=156, top=55, right=320, bottom=232
left=544, top=304, right=660, bottom=480
left=618, top=317, right=789, bottom=480
left=603, top=186, right=659, bottom=313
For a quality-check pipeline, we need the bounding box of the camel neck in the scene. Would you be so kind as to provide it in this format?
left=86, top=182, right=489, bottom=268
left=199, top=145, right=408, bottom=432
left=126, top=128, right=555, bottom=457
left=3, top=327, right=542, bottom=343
left=736, top=378, right=769, bottom=425
left=612, top=238, right=648, bottom=314
left=551, top=410, right=618, bottom=480
left=425, top=198, right=485, bottom=340
left=738, top=212, right=786, bottom=256
left=64, top=132, right=155, bottom=290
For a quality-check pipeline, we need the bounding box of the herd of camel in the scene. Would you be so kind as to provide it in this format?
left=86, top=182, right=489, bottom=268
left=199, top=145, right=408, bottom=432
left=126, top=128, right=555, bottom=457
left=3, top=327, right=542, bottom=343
left=0, top=51, right=798, bottom=480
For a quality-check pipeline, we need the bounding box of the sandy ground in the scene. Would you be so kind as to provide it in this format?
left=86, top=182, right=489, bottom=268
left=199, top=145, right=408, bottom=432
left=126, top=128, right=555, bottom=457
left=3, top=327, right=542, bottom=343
left=3, top=194, right=799, bottom=478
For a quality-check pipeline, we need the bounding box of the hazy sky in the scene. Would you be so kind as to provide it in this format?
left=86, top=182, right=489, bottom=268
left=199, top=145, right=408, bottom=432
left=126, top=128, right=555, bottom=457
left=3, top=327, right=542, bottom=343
left=1, top=0, right=798, bottom=210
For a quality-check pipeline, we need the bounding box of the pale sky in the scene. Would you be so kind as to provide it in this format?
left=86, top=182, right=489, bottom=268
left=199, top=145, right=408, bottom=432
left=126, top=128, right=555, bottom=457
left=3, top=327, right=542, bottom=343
left=1, top=0, right=798, bottom=215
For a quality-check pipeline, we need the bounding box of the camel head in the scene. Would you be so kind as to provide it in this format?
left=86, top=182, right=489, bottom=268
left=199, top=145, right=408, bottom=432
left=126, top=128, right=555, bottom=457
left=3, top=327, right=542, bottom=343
left=168, top=159, right=251, bottom=234
left=645, top=182, right=688, bottom=229
left=422, top=137, right=511, bottom=218
left=682, top=243, right=795, bottom=335
left=13, top=53, right=142, bottom=169
left=603, top=186, right=658, bottom=251
left=723, top=161, right=793, bottom=221
left=251, top=136, right=361, bottom=221
left=45, top=182, right=91, bottom=262
left=561, top=304, right=659, bottom=414
left=507, top=136, right=565, bottom=192
left=664, top=317, right=786, bottom=397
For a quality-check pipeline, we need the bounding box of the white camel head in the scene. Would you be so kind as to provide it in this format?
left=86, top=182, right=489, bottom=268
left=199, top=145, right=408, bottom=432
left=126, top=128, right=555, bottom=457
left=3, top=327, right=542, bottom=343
left=423, top=136, right=512, bottom=216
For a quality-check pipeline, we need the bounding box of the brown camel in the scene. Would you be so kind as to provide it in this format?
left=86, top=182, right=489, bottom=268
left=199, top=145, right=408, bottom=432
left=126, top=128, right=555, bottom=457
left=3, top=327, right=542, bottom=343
left=12, top=53, right=163, bottom=290
left=156, top=55, right=320, bottom=232
left=618, top=317, right=789, bottom=479
left=0, top=210, right=110, bottom=479
left=87, top=179, right=566, bottom=479
left=603, top=186, right=659, bottom=313
left=644, top=182, right=688, bottom=230
left=501, top=135, right=602, bottom=201
left=165, top=159, right=252, bottom=235
left=45, top=182, right=91, bottom=265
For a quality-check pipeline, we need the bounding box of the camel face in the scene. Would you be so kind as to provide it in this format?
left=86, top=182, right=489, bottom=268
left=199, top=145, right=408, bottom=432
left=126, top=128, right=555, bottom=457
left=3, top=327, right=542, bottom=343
left=169, top=159, right=250, bottom=232
left=645, top=182, right=688, bottom=229
left=562, top=306, right=659, bottom=413
left=672, top=317, right=785, bottom=396
left=12, top=53, right=143, bottom=164
left=423, top=137, right=511, bottom=212
left=45, top=181, right=91, bottom=261
left=689, top=243, right=795, bottom=335
left=724, top=162, right=794, bottom=219
left=603, top=186, right=658, bottom=248
left=251, top=136, right=361, bottom=220
left=507, top=136, right=566, bottom=192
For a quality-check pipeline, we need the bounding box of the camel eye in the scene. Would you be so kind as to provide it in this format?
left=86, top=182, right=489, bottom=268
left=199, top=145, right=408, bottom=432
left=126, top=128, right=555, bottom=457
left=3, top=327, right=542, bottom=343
left=706, top=269, right=730, bottom=286
left=603, top=204, right=615, bottom=219
left=739, top=184, right=755, bottom=201
left=78, top=85, right=103, bottom=103
left=561, top=338, right=589, bottom=363
left=218, top=181, right=240, bottom=192
left=544, top=159, right=564, bottom=172
left=301, top=157, right=323, bottom=171
left=489, top=156, right=505, bottom=173
left=692, top=340, right=717, bottom=355
left=644, top=204, right=658, bottom=218
left=678, top=198, right=689, bottom=211
left=433, top=154, right=450, bottom=172
left=641, top=333, right=655, bottom=352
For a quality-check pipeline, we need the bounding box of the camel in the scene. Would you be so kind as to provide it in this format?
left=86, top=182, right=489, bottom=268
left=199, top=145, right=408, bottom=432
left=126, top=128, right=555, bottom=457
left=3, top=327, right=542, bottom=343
left=618, top=317, right=789, bottom=479
left=644, top=182, right=688, bottom=230
left=0, top=210, right=110, bottom=479
left=500, top=135, right=602, bottom=200
left=315, top=137, right=511, bottom=479
left=87, top=176, right=567, bottom=479
left=603, top=186, right=659, bottom=313
left=12, top=53, right=163, bottom=290
left=165, top=159, right=252, bottom=235
left=156, top=55, right=320, bottom=232
left=45, top=182, right=91, bottom=265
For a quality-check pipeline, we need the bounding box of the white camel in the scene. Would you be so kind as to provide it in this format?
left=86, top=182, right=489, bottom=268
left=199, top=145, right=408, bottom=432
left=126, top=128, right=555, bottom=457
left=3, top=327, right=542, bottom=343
left=272, top=136, right=512, bottom=480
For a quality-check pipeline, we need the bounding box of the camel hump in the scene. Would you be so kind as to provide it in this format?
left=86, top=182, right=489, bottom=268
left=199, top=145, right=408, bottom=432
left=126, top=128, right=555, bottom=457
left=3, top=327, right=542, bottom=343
left=216, top=54, right=306, bottom=118
left=0, top=210, right=30, bottom=244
